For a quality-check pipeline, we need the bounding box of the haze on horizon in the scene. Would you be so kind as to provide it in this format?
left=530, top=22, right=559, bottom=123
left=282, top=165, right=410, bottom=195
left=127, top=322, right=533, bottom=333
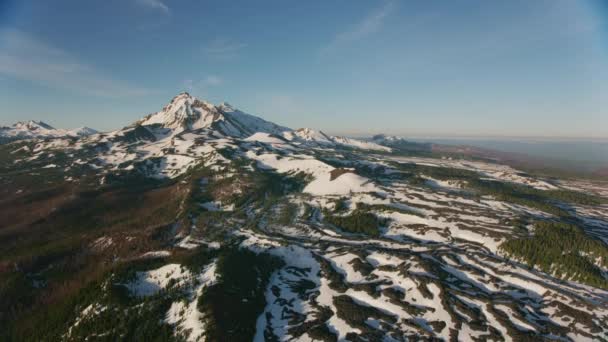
left=0, top=0, right=607, bottom=138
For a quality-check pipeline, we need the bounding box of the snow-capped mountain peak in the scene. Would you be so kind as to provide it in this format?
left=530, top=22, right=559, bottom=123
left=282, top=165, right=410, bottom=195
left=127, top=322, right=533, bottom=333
left=289, top=128, right=333, bottom=143
left=138, top=92, right=218, bottom=131
left=218, top=102, right=235, bottom=112
left=137, top=93, right=289, bottom=138
left=69, top=126, right=98, bottom=136
left=0, top=120, right=97, bottom=142
left=13, top=120, right=56, bottom=131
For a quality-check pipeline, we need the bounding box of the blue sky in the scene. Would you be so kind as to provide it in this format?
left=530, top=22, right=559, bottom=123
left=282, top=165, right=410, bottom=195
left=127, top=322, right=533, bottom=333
left=0, top=0, right=607, bottom=138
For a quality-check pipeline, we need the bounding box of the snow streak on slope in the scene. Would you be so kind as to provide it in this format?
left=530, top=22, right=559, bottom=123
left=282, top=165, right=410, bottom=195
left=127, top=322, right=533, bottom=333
left=245, top=150, right=381, bottom=195
left=127, top=264, right=191, bottom=297
left=165, top=261, right=218, bottom=342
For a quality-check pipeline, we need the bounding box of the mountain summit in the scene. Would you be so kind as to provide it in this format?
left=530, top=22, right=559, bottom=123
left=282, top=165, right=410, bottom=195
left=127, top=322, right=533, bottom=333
left=128, top=93, right=389, bottom=151
left=137, top=92, right=289, bottom=138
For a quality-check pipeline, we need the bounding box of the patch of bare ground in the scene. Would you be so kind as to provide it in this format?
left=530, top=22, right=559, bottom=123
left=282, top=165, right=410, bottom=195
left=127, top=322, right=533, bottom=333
left=330, top=168, right=355, bottom=181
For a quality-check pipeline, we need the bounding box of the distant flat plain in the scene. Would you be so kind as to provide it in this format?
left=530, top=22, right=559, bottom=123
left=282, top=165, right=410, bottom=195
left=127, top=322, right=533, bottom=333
left=412, top=137, right=608, bottom=174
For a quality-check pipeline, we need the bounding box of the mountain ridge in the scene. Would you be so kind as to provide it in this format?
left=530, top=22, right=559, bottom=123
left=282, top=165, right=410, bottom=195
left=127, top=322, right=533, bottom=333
left=2, top=93, right=390, bottom=152
left=0, top=119, right=98, bottom=142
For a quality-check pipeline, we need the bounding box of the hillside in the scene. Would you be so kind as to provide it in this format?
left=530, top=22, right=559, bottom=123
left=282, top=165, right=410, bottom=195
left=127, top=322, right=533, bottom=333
left=1, top=93, right=608, bottom=341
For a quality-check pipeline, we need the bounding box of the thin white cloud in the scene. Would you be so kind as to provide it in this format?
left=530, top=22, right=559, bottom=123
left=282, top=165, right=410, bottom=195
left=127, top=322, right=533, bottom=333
left=202, top=75, right=223, bottom=86
left=182, top=75, right=223, bottom=95
left=136, top=0, right=169, bottom=14
left=0, top=30, right=150, bottom=97
left=321, top=1, right=395, bottom=55
left=203, top=38, right=247, bottom=60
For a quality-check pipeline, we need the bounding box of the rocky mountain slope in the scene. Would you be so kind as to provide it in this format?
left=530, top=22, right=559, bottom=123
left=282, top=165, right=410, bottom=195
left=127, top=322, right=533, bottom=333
left=1, top=93, right=608, bottom=341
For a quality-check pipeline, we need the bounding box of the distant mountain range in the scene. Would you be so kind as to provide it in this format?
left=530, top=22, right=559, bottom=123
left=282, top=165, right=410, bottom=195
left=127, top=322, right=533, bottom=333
left=4, top=94, right=606, bottom=181
left=0, top=120, right=97, bottom=143
left=1, top=93, right=388, bottom=152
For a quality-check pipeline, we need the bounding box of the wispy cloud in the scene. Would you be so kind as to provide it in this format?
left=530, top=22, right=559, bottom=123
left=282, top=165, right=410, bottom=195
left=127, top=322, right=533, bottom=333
left=0, top=30, right=150, bottom=97
left=321, top=1, right=395, bottom=55
left=202, top=75, right=223, bottom=86
left=182, top=75, right=224, bottom=95
left=135, top=0, right=169, bottom=14
left=203, top=38, right=247, bottom=60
